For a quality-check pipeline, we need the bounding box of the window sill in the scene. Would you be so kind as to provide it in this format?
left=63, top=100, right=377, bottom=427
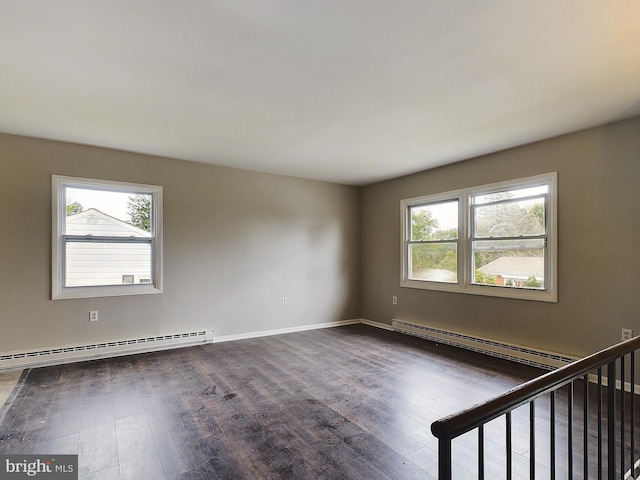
left=52, top=284, right=162, bottom=300
left=401, top=278, right=557, bottom=303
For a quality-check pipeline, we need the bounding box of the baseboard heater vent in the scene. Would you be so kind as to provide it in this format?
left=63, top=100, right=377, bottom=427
left=0, top=329, right=214, bottom=371
left=392, top=320, right=576, bottom=370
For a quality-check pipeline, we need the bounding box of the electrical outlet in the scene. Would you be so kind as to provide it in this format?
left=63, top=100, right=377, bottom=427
left=282, top=297, right=287, bottom=306
left=622, top=328, right=633, bottom=341
left=392, top=296, right=397, bottom=305
left=89, top=311, right=99, bottom=322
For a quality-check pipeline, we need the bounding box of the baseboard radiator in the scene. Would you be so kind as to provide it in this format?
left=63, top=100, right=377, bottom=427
left=0, top=329, right=214, bottom=371
left=392, top=319, right=576, bottom=370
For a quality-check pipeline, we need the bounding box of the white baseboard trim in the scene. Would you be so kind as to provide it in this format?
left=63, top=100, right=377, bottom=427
left=213, top=319, right=362, bottom=343
left=361, top=319, right=394, bottom=331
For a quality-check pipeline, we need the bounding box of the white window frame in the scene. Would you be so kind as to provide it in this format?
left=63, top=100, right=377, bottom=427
left=52, top=175, right=163, bottom=300
left=401, top=172, right=557, bottom=302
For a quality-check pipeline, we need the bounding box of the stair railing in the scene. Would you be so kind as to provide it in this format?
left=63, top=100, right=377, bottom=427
left=431, top=335, right=640, bottom=479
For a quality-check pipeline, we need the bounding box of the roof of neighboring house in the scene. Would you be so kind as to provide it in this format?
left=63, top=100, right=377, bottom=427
left=66, top=208, right=151, bottom=237
left=478, top=257, right=544, bottom=279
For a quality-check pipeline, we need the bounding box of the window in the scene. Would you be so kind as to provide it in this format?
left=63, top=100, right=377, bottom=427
left=407, top=198, right=459, bottom=284
left=52, top=175, right=163, bottom=299
left=401, top=172, right=557, bottom=302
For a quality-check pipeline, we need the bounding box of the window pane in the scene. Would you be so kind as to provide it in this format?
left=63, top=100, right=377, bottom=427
left=65, top=188, right=152, bottom=236
left=473, top=239, right=545, bottom=289
left=410, top=200, right=458, bottom=241
left=474, top=196, right=545, bottom=238
left=65, top=241, right=152, bottom=287
left=473, top=185, right=548, bottom=205
left=408, top=243, right=457, bottom=283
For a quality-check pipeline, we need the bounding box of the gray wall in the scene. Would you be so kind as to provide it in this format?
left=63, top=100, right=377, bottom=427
left=361, top=116, right=640, bottom=358
left=2, top=115, right=639, bottom=360
left=0, top=133, right=361, bottom=352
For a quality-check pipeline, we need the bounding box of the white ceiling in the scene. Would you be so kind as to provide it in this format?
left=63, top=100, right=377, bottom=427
left=1, top=2, right=639, bottom=186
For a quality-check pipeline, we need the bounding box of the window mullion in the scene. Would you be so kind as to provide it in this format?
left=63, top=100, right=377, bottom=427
left=64, top=235, right=152, bottom=244
left=407, top=239, right=458, bottom=246
left=461, top=192, right=470, bottom=288
left=470, top=234, right=547, bottom=242
left=473, top=244, right=546, bottom=252
left=472, top=193, right=547, bottom=208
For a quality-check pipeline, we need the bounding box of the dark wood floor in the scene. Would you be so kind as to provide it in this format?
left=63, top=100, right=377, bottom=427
left=0, top=324, right=547, bottom=479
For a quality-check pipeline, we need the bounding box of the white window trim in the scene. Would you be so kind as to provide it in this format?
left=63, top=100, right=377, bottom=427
left=400, top=172, right=557, bottom=302
left=52, top=175, right=163, bottom=300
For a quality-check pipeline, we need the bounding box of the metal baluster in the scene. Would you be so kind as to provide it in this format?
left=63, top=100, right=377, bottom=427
left=584, top=374, right=589, bottom=480
left=438, top=436, right=452, bottom=480
left=632, top=351, right=636, bottom=479
left=568, top=382, right=574, bottom=479
left=530, top=400, right=536, bottom=478
left=550, top=391, right=556, bottom=480
left=608, top=360, right=617, bottom=479
left=622, top=355, right=626, bottom=477
left=478, top=425, right=484, bottom=480
left=506, top=412, right=512, bottom=480
left=598, top=368, right=603, bottom=480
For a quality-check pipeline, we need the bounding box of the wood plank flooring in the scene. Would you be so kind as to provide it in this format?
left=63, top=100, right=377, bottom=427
left=0, top=370, right=23, bottom=408
left=0, top=325, right=546, bottom=479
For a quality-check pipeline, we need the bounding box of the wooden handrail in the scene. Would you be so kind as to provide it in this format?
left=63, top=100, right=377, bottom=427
left=431, top=335, right=640, bottom=441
